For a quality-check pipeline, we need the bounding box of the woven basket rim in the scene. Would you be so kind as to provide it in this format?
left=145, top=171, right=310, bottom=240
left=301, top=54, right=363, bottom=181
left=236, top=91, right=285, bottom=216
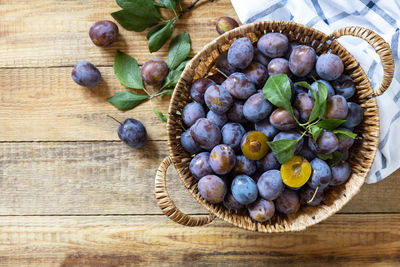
left=166, top=21, right=382, bottom=232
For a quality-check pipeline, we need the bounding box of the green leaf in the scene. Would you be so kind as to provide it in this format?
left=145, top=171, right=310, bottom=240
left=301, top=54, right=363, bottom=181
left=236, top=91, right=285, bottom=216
left=153, top=107, right=168, bottom=122
left=296, top=81, right=312, bottom=90
left=111, top=0, right=160, bottom=32
left=317, top=81, right=328, bottom=119
left=147, top=25, right=164, bottom=40
left=116, top=0, right=135, bottom=8
left=310, top=125, right=323, bottom=141
left=114, top=50, right=144, bottom=89
left=316, top=119, right=346, bottom=130
left=160, top=89, right=174, bottom=96
left=159, top=0, right=176, bottom=9
left=175, top=57, right=192, bottom=71
left=308, top=83, right=321, bottom=122
left=333, top=129, right=357, bottom=140
left=318, top=151, right=343, bottom=167
left=107, top=91, right=149, bottom=111
left=263, top=74, right=293, bottom=115
left=317, top=153, right=333, bottom=160
left=168, top=32, right=191, bottom=69
left=267, top=139, right=298, bottom=164
left=148, top=20, right=175, bottom=53
left=162, top=69, right=182, bottom=89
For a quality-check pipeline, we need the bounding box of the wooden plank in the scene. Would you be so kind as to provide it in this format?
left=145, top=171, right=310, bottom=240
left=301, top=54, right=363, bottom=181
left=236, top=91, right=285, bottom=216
left=0, top=0, right=237, bottom=68
left=0, top=142, right=399, bottom=215
left=0, top=214, right=399, bottom=266
left=0, top=67, right=170, bottom=141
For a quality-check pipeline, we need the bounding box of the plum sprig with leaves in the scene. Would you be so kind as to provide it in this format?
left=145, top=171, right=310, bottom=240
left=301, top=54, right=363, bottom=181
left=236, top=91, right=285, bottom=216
left=262, top=74, right=356, bottom=165
left=112, top=0, right=211, bottom=52
left=108, top=32, right=191, bottom=122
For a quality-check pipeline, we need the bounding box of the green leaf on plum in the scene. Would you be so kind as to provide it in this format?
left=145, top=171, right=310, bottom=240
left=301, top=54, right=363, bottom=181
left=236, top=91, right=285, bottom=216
left=317, top=81, right=328, bottom=119
left=333, top=129, right=357, bottom=139
left=310, top=125, right=323, bottom=141
left=316, top=119, right=346, bottom=130
left=263, top=74, right=293, bottom=116
left=318, top=151, right=343, bottom=167
left=267, top=139, right=298, bottom=164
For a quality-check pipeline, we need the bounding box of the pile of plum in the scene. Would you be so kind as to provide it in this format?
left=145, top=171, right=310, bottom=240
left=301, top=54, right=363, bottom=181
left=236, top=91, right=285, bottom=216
left=180, top=33, right=363, bottom=222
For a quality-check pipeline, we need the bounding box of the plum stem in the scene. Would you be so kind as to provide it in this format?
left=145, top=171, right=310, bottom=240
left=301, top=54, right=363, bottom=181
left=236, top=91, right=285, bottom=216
left=307, top=185, right=320, bottom=204
left=215, top=68, right=228, bottom=79
left=107, top=115, right=122, bottom=125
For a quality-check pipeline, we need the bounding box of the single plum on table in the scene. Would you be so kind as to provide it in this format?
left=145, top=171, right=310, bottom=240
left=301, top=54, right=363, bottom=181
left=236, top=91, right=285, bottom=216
left=89, top=20, right=119, bottom=47
left=72, top=61, right=102, bottom=87
left=117, top=118, right=147, bottom=149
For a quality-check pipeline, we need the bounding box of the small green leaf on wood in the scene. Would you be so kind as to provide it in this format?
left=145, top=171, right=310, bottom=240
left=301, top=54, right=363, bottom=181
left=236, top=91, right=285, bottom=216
left=107, top=91, right=149, bottom=111
left=153, top=107, right=168, bottom=122
left=267, top=139, right=298, bottom=164
left=168, top=32, right=191, bottom=69
left=114, top=50, right=144, bottom=89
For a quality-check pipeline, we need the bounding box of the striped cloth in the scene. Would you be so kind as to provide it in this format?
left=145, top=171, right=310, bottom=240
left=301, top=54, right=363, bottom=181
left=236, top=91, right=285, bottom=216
left=231, top=0, right=400, bottom=183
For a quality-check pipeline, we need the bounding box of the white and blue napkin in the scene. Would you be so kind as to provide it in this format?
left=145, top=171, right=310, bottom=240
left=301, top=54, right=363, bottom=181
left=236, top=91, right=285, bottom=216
left=231, top=0, right=400, bottom=183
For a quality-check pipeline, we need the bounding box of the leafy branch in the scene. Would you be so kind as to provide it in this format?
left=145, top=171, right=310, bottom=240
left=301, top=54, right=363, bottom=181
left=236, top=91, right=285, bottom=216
left=111, top=0, right=210, bottom=52
left=262, top=74, right=357, bottom=165
left=108, top=32, right=191, bottom=121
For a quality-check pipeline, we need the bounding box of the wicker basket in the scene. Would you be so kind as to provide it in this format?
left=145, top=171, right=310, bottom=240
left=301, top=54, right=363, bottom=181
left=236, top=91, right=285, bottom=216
left=155, top=21, right=394, bottom=232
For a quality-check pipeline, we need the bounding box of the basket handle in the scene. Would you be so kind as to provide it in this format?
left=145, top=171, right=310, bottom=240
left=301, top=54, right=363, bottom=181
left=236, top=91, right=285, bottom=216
left=329, top=26, right=394, bottom=97
left=155, top=156, right=214, bottom=226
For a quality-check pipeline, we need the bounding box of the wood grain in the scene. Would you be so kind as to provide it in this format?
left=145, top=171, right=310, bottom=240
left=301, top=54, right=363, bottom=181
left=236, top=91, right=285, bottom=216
left=0, top=67, right=170, bottom=141
left=0, top=0, right=237, bottom=68
left=0, top=215, right=399, bottom=266
left=0, top=142, right=399, bottom=215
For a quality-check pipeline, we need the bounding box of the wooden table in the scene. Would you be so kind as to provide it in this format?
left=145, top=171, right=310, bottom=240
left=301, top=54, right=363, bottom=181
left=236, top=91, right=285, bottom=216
left=1, top=0, right=399, bottom=265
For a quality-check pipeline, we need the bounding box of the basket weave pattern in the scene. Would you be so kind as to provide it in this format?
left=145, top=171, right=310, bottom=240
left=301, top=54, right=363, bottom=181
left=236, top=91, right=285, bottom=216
left=156, top=21, right=394, bottom=232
